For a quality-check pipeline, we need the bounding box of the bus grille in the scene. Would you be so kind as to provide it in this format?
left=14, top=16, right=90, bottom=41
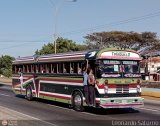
left=116, top=85, right=129, bottom=96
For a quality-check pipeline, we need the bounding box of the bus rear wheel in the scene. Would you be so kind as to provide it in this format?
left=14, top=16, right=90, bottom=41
left=72, top=92, right=84, bottom=112
left=26, top=86, right=33, bottom=101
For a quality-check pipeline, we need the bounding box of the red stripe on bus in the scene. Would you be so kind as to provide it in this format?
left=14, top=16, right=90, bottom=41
left=97, top=84, right=138, bottom=89
left=129, top=84, right=138, bottom=88
left=95, top=100, right=100, bottom=103
left=39, top=93, right=71, bottom=100
left=97, top=84, right=104, bottom=89
left=97, top=84, right=116, bottom=89
left=108, top=85, right=117, bottom=88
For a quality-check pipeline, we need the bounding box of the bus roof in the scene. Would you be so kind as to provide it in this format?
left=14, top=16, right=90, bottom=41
left=37, top=51, right=87, bottom=62
left=12, top=55, right=38, bottom=64
left=13, top=48, right=142, bottom=64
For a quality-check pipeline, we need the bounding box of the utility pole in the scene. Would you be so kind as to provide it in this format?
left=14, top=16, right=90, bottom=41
left=50, top=0, right=77, bottom=54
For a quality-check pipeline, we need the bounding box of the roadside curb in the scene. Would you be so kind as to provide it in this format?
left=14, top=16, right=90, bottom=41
left=142, top=88, right=160, bottom=98
left=143, top=97, right=160, bottom=105
left=0, top=83, right=12, bottom=87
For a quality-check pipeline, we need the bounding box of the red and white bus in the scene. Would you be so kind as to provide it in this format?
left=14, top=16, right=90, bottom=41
left=12, top=48, right=144, bottom=111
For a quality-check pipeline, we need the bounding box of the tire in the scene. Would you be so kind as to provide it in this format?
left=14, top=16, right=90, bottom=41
left=26, top=86, right=33, bottom=101
left=72, top=91, right=84, bottom=112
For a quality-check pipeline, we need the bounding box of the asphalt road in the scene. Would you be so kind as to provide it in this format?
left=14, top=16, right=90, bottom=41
left=0, top=84, right=160, bottom=126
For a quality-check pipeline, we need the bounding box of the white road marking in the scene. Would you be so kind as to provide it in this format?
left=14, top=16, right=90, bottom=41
left=81, top=111, right=116, bottom=119
left=0, top=93, right=10, bottom=97
left=144, top=99, right=160, bottom=104
left=0, top=106, right=58, bottom=126
left=46, top=104, right=116, bottom=119
left=139, top=107, right=160, bottom=112
left=46, top=104, right=74, bottom=111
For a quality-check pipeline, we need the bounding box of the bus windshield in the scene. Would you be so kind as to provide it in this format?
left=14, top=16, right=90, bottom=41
left=96, top=60, right=140, bottom=77
left=122, top=61, right=139, bottom=73
left=102, top=60, right=120, bottom=73
left=103, top=64, right=120, bottom=73
left=124, top=65, right=139, bottom=73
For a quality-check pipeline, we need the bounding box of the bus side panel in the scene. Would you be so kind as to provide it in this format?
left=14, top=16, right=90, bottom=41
left=38, top=81, right=84, bottom=104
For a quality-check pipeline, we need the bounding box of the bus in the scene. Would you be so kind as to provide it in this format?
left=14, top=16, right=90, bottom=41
left=12, top=48, right=144, bottom=111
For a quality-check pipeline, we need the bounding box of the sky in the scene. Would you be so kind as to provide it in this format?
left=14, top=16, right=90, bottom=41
left=0, top=0, right=160, bottom=58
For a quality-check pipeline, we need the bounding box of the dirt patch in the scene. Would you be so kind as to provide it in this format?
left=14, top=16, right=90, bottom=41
left=142, top=96, right=160, bottom=101
left=141, top=81, right=160, bottom=88
left=0, top=77, right=12, bottom=85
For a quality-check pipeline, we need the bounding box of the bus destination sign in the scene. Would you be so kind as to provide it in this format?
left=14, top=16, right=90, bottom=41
left=99, top=51, right=141, bottom=60
left=112, top=52, right=130, bottom=57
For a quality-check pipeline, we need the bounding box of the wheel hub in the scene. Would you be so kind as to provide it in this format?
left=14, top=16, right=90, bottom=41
left=74, top=95, right=81, bottom=106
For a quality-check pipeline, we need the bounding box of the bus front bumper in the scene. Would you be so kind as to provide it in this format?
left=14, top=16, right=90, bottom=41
left=98, top=97, right=144, bottom=109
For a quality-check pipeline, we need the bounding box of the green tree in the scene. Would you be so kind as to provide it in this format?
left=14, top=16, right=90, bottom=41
left=0, top=55, right=15, bottom=77
left=35, top=37, right=87, bottom=55
left=84, top=31, right=159, bottom=51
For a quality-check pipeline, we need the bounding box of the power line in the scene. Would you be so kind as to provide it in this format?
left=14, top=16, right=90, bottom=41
left=0, top=40, right=49, bottom=43
left=0, top=42, right=39, bottom=50
left=1, top=10, right=160, bottom=50
left=60, top=10, right=160, bottom=36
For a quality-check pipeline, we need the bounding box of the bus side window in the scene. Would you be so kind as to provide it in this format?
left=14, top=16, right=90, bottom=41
left=74, top=62, right=78, bottom=73
left=78, top=62, right=82, bottom=74
left=23, top=65, right=27, bottom=73
left=70, top=63, right=74, bottom=74
left=31, top=65, right=34, bottom=73
left=45, top=63, right=50, bottom=73
left=51, top=64, right=55, bottom=73
left=57, top=64, right=59, bottom=73
left=54, top=64, right=58, bottom=73
left=35, top=65, right=39, bottom=73
left=40, top=64, right=45, bottom=73
left=58, top=63, right=63, bottom=73
left=14, top=65, right=18, bottom=74
left=48, top=63, right=52, bottom=73
left=28, top=64, right=32, bottom=73
left=70, top=67, right=74, bottom=73
left=64, top=62, right=70, bottom=73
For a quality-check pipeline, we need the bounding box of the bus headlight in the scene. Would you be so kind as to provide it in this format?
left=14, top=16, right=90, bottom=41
left=104, top=86, right=108, bottom=94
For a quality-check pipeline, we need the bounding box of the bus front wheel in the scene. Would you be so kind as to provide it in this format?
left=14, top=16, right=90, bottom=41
left=26, top=86, right=33, bottom=101
left=72, top=91, right=84, bottom=112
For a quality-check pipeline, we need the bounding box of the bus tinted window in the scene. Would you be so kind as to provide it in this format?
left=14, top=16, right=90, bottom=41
left=103, top=60, right=120, bottom=64
left=103, top=65, right=120, bottom=73
left=124, top=65, right=139, bottom=73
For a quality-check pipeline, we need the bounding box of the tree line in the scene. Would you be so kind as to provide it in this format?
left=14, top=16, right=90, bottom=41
left=1, top=31, right=160, bottom=77
left=0, top=55, right=15, bottom=78
left=36, top=31, right=160, bottom=55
